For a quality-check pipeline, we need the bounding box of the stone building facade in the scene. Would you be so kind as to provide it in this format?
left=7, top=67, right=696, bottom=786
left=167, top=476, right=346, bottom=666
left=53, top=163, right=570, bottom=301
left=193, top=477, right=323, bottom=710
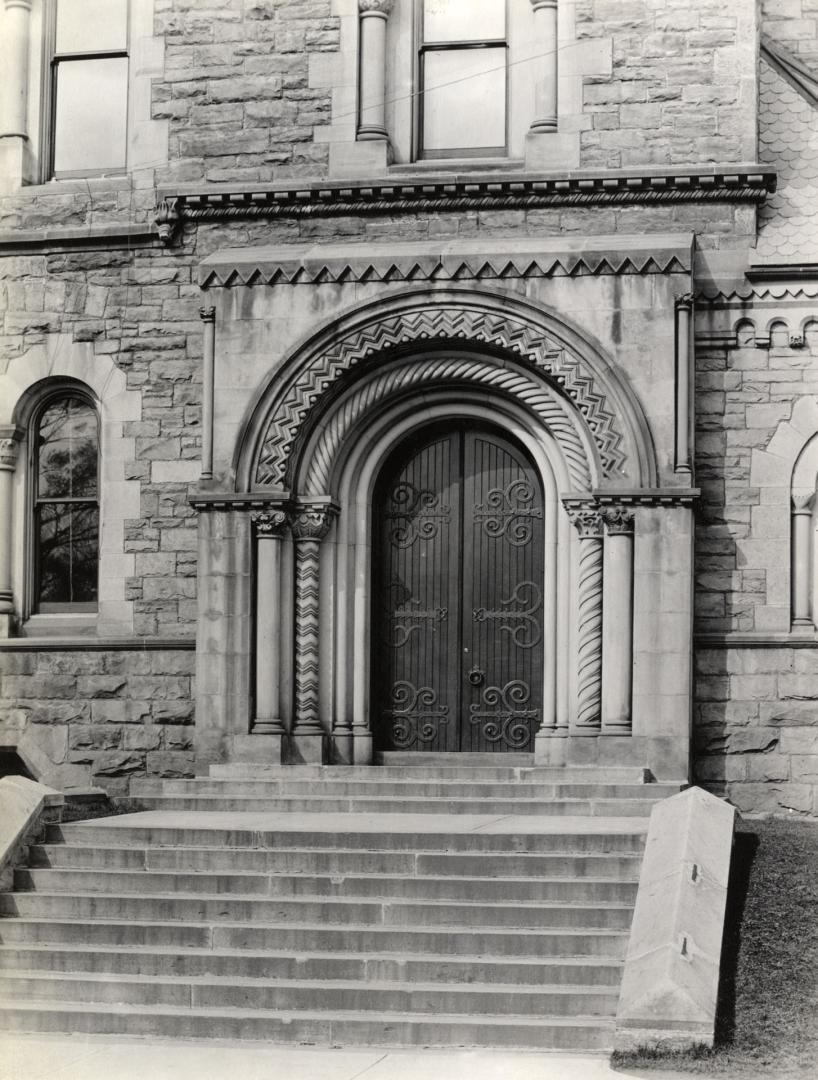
left=0, top=0, right=815, bottom=814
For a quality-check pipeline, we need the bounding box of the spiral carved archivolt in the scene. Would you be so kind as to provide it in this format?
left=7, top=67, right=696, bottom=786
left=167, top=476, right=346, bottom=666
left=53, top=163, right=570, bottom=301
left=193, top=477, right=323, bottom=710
left=302, top=356, right=593, bottom=494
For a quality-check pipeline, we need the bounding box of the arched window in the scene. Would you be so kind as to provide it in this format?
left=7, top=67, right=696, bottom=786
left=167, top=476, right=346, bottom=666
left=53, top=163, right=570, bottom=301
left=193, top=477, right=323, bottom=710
left=32, top=394, right=99, bottom=611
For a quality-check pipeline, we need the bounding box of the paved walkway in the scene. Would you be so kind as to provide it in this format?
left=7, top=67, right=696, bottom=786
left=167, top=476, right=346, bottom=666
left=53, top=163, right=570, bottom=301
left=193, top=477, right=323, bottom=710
left=0, top=1033, right=684, bottom=1080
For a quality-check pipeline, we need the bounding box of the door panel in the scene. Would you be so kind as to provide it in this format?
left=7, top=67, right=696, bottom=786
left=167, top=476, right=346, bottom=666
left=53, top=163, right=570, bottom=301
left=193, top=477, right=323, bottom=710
left=373, top=424, right=544, bottom=752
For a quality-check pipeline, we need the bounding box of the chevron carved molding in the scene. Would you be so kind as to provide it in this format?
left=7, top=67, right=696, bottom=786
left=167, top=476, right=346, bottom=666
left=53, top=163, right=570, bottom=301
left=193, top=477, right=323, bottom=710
left=255, top=307, right=627, bottom=488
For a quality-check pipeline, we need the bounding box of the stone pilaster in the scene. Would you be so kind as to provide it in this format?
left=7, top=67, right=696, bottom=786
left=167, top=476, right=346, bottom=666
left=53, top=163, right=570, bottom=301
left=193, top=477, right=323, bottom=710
left=791, top=493, right=814, bottom=627
left=200, top=307, right=216, bottom=481
left=251, top=510, right=289, bottom=744
left=0, top=0, right=33, bottom=190
left=675, top=293, right=694, bottom=476
left=528, top=0, right=558, bottom=133
left=0, top=429, right=20, bottom=635
left=357, top=0, right=393, bottom=141
left=290, top=504, right=336, bottom=761
left=601, top=507, right=635, bottom=733
left=567, top=505, right=604, bottom=732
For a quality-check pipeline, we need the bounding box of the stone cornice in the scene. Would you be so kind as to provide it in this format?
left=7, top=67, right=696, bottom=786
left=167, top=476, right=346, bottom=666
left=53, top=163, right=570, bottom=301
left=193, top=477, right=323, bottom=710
left=189, top=490, right=290, bottom=511
left=198, top=234, right=694, bottom=289
left=157, top=166, right=774, bottom=245
left=563, top=488, right=700, bottom=507
left=0, top=637, right=196, bottom=651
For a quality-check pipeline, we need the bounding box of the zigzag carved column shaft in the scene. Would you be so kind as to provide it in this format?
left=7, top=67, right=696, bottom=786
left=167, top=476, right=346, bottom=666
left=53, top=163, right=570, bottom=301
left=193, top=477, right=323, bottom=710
left=291, top=505, right=335, bottom=735
left=567, top=505, right=604, bottom=732
left=251, top=509, right=290, bottom=735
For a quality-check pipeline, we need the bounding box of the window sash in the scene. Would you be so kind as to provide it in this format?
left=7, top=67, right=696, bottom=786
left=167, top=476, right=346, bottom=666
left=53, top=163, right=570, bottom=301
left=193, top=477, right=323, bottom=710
left=42, top=0, right=130, bottom=180
left=416, top=1, right=509, bottom=160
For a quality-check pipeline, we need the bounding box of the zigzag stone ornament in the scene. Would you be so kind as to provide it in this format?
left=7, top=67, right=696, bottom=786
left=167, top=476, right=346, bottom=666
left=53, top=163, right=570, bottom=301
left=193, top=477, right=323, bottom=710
left=291, top=506, right=336, bottom=734
left=254, top=307, right=627, bottom=489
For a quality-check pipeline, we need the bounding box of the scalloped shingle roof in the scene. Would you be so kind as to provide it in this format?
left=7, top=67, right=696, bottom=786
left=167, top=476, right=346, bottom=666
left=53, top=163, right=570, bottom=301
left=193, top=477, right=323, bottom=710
left=757, top=56, right=818, bottom=262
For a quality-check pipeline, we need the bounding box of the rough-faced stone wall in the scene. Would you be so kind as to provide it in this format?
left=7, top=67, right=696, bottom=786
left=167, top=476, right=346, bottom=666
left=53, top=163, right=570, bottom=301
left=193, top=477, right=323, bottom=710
left=576, top=0, right=757, bottom=169
left=0, top=647, right=194, bottom=795
left=693, top=321, right=818, bottom=817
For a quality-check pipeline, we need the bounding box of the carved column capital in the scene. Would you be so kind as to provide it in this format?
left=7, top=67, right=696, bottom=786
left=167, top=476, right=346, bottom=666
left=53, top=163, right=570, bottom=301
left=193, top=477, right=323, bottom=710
left=675, top=292, right=695, bottom=311
left=359, top=0, right=393, bottom=14
left=0, top=436, right=21, bottom=471
left=602, top=508, right=635, bottom=536
left=530, top=0, right=557, bottom=10
left=291, top=506, right=336, bottom=543
left=199, top=306, right=215, bottom=323
left=566, top=506, right=603, bottom=539
left=4, top=1, right=33, bottom=11
left=252, top=509, right=290, bottom=537
left=792, top=493, right=815, bottom=515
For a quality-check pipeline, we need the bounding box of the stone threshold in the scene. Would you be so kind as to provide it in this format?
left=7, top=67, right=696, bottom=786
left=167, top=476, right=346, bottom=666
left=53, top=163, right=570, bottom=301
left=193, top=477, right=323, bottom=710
left=695, top=633, right=818, bottom=648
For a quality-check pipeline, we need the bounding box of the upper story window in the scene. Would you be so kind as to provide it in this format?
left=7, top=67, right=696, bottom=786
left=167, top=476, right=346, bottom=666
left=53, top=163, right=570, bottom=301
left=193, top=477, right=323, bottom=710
left=33, top=394, right=99, bottom=611
left=417, top=0, right=508, bottom=159
left=46, top=0, right=129, bottom=178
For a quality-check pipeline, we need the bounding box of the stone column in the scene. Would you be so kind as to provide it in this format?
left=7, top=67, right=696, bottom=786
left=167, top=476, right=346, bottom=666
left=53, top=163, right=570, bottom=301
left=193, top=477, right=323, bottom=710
left=792, top=494, right=814, bottom=626
left=567, top=506, right=604, bottom=733
left=0, top=0, right=31, bottom=139
left=675, top=293, right=694, bottom=476
left=252, top=510, right=289, bottom=749
left=601, top=508, right=635, bottom=732
left=528, top=0, right=558, bottom=133
left=200, top=307, right=215, bottom=481
left=357, top=0, right=393, bottom=140
left=290, top=504, right=336, bottom=762
left=0, top=430, right=20, bottom=636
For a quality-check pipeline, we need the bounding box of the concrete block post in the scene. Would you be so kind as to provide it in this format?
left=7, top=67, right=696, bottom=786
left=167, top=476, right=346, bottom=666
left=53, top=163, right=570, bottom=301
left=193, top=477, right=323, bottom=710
left=791, top=494, right=813, bottom=626
left=357, top=0, right=393, bottom=141
left=615, top=787, right=736, bottom=1050
left=602, top=508, right=634, bottom=732
left=0, top=429, right=20, bottom=637
left=528, top=0, right=558, bottom=133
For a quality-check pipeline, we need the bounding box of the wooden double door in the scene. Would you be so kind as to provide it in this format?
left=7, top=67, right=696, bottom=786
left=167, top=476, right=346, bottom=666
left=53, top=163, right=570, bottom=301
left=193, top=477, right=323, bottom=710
left=372, top=423, right=545, bottom=753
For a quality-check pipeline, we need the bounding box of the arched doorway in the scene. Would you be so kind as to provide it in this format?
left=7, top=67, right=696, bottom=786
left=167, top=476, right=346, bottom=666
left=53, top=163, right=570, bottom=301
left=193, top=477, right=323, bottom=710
left=371, top=422, right=545, bottom=753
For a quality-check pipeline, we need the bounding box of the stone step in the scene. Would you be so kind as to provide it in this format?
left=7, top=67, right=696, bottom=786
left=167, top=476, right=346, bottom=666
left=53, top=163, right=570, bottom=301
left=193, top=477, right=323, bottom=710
left=0, top=892, right=635, bottom=931
left=210, top=762, right=653, bottom=783
left=0, top=944, right=623, bottom=986
left=14, top=868, right=639, bottom=904
left=0, top=970, right=619, bottom=1017
left=0, top=919, right=629, bottom=958
left=0, top=1000, right=615, bottom=1050
left=28, top=843, right=643, bottom=879
left=45, top=822, right=647, bottom=855
left=132, top=778, right=674, bottom=800
left=122, top=793, right=661, bottom=816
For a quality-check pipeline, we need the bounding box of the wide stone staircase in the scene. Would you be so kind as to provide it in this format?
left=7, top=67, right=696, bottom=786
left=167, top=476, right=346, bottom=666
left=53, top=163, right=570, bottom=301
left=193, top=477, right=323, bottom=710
left=0, top=757, right=684, bottom=1051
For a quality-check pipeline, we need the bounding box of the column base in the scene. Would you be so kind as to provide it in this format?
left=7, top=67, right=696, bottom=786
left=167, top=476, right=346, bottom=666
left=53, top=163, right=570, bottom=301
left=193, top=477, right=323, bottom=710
left=231, top=734, right=286, bottom=765
left=286, top=732, right=327, bottom=764
left=332, top=731, right=353, bottom=764
left=534, top=729, right=567, bottom=766
left=0, top=612, right=15, bottom=639
left=352, top=732, right=373, bottom=766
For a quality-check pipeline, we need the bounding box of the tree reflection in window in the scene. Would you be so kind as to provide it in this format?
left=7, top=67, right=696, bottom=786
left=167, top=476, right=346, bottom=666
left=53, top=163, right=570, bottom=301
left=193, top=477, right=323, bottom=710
left=34, top=396, right=99, bottom=609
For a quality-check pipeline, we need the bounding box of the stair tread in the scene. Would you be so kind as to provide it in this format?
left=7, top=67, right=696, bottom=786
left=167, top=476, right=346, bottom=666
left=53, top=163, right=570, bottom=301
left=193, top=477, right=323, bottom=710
left=18, top=869, right=640, bottom=884
left=0, top=998, right=616, bottom=1027
left=0, top=942, right=624, bottom=965
left=0, top=969, right=620, bottom=995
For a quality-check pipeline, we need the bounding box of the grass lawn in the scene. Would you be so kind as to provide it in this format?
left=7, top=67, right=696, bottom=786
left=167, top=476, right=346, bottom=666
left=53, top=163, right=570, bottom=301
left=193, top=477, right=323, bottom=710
left=612, top=816, right=818, bottom=1080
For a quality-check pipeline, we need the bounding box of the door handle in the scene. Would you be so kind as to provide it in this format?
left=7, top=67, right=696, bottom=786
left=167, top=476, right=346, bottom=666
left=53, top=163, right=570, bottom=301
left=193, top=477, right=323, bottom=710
left=468, top=667, right=486, bottom=687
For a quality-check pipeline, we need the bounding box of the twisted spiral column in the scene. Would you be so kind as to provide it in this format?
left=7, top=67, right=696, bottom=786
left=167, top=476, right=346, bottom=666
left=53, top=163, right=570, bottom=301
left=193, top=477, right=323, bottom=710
left=291, top=505, right=335, bottom=735
left=567, top=507, right=603, bottom=732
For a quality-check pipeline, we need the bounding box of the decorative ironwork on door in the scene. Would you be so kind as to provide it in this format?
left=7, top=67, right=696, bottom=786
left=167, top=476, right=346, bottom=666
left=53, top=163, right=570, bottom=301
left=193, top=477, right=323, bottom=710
left=373, top=424, right=545, bottom=752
